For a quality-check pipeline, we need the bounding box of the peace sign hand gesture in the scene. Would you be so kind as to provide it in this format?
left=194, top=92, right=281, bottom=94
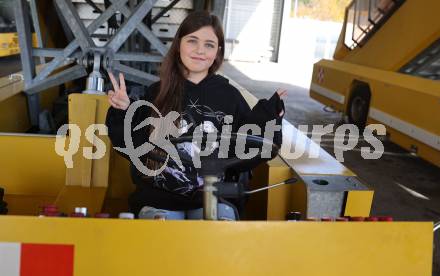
left=108, top=72, right=130, bottom=111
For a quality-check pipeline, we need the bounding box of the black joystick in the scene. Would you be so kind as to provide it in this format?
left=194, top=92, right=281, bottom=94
left=0, top=187, right=8, bottom=215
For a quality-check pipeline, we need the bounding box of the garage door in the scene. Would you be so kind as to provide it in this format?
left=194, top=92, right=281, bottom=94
left=224, top=0, right=283, bottom=62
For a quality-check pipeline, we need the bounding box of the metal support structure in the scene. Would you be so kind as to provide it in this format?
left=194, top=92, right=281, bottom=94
left=84, top=54, right=105, bottom=94
left=27, top=65, right=88, bottom=95
left=15, top=0, right=168, bottom=106
left=53, top=1, right=76, bottom=47
left=128, top=0, right=137, bottom=69
left=112, top=0, right=168, bottom=56
left=14, top=0, right=36, bottom=87
left=112, top=62, right=159, bottom=86
left=113, top=52, right=163, bottom=63
left=32, top=48, right=70, bottom=58
left=29, top=0, right=45, bottom=64
left=34, top=0, right=129, bottom=82
left=54, top=0, right=95, bottom=52
left=14, top=0, right=39, bottom=127
left=106, top=0, right=155, bottom=53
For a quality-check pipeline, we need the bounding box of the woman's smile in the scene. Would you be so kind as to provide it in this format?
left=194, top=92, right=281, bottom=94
left=190, top=57, right=206, bottom=61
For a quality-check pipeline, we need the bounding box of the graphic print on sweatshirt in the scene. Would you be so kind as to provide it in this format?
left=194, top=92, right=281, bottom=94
left=187, top=98, right=227, bottom=123
left=151, top=100, right=225, bottom=196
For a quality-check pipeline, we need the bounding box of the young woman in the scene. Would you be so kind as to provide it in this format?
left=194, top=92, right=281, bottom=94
left=106, top=11, right=286, bottom=220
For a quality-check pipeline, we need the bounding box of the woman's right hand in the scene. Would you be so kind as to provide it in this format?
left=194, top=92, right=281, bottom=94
left=108, top=71, right=130, bottom=110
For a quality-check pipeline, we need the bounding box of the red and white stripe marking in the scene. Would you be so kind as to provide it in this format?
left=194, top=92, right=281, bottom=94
left=0, top=242, right=74, bottom=276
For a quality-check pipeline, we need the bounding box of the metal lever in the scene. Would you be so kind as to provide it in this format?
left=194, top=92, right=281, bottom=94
left=213, top=178, right=298, bottom=198
left=246, top=178, right=298, bottom=194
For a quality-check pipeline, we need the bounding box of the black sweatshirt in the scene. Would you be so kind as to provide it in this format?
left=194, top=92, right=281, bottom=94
left=105, top=74, right=284, bottom=213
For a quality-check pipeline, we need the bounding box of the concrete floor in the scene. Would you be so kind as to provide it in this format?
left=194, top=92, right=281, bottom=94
left=222, top=60, right=440, bottom=274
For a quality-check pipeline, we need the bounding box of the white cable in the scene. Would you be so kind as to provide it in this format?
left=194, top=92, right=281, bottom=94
left=434, top=222, right=440, bottom=233
left=9, top=73, right=24, bottom=81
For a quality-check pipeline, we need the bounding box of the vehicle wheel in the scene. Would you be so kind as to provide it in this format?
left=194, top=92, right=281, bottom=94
left=347, top=88, right=370, bottom=129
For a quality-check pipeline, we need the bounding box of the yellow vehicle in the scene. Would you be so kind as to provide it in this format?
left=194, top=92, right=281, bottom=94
left=0, top=32, right=38, bottom=57
left=0, top=1, right=436, bottom=275
left=0, top=32, right=19, bottom=57
left=310, top=0, right=440, bottom=167
left=0, top=0, right=39, bottom=57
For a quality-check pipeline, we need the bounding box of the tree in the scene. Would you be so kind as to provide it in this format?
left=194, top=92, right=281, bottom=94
left=291, top=0, right=352, bottom=22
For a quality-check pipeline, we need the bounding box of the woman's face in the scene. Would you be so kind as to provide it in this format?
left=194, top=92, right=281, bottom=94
left=179, top=26, right=219, bottom=77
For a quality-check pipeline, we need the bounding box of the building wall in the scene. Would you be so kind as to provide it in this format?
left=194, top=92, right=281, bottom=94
left=224, top=0, right=283, bottom=62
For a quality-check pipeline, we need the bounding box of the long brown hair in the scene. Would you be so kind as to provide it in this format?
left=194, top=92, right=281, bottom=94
left=145, top=12, right=225, bottom=172
left=154, top=11, right=225, bottom=117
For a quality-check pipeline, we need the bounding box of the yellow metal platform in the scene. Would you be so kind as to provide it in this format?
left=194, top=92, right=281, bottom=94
left=0, top=216, right=433, bottom=276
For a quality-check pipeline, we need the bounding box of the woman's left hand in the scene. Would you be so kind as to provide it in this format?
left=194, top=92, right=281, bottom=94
left=276, top=88, right=287, bottom=99
left=275, top=88, right=287, bottom=116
